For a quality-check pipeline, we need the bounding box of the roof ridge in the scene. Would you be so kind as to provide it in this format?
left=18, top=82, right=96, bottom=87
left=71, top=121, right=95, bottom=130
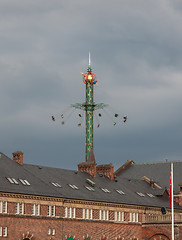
left=135, top=161, right=182, bottom=165
left=24, top=163, right=76, bottom=172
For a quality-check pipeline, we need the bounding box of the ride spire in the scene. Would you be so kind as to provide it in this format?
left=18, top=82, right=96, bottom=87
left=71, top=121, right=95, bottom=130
left=89, top=51, right=91, bottom=68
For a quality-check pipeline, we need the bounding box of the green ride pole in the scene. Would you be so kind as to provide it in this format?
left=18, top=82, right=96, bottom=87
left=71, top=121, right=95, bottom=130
left=85, top=81, right=94, bottom=162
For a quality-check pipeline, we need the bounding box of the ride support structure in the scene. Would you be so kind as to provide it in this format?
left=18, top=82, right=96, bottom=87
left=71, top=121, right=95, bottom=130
left=52, top=53, right=127, bottom=162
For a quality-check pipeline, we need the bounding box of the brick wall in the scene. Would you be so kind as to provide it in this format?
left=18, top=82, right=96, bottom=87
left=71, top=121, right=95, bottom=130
left=0, top=195, right=182, bottom=239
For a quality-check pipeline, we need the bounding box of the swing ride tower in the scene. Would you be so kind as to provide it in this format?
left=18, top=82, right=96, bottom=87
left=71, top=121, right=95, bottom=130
left=52, top=53, right=127, bottom=162
left=70, top=53, right=108, bottom=162
left=83, top=55, right=96, bottom=162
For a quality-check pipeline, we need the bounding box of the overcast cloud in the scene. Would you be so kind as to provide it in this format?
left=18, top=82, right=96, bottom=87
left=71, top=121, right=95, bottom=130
left=1, top=0, right=182, bottom=170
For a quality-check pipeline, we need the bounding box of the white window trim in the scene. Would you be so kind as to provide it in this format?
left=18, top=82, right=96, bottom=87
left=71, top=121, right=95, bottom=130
left=16, top=202, right=24, bottom=215
left=48, top=206, right=51, bottom=217
left=48, top=228, right=51, bottom=235
left=51, top=206, right=55, bottom=217
left=132, top=212, right=135, bottom=222
left=3, top=227, right=7, bottom=237
left=3, top=202, right=7, bottom=214
left=68, top=207, right=72, bottom=218
left=121, top=211, right=125, bottom=222
left=129, top=212, right=132, bottom=222
left=99, top=209, right=102, bottom=220
left=48, top=205, right=55, bottom=217
left=33, top=204, right=40, bottom=216
left=52, top=229, right=56, bottom=235
left=136, top=213, right=139, bottom=222
left=32, top=204, right=35, bottom=216
left=82, top=208, right=85, bottom=219
left=65, top=207, right=68, bottom=218
left=106, top=210, right=109, bottom=220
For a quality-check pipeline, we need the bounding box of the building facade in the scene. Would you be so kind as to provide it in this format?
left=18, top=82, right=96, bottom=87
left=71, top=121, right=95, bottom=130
left=0, top=151, right=182, bottom=240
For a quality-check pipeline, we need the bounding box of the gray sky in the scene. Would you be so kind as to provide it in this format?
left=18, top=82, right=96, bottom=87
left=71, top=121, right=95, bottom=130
left=1, top=0, right=182, bottom=170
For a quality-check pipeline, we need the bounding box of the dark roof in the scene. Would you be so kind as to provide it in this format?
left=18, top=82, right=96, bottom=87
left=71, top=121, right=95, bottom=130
left=116, top=161, right=182, bottom=194
left=0, top=152, right=180, bottom=210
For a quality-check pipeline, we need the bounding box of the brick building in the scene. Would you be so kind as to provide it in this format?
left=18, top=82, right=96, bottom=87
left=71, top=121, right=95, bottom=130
left=0, top=151, right=182, bottom=240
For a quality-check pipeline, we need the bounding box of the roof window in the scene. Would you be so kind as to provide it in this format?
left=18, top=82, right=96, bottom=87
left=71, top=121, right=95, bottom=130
left=51, top=182, right=61, bottom=187
left=136, top=192, right=145, bottom=197
left=86, top=178, right=95, bottom=187
left=146, top=193, right=155, bottom=197
left=101, top=188, right=110, bottom=193
left=68, top=184, right=79, bottom=190
left=115, top=189, right=125, bottom=195
left=19, top=179, right=31, bottom=186
left=6, top=177, right=19, bottom=184
left=85, top=186, right=95, bottom=191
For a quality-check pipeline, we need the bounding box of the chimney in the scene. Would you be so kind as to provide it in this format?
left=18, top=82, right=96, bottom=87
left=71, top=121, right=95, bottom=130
left=12, top=151, right=24, bottom=165
left=78, top=149, right=97, bottom=178
left=96, top=163, right=114, bottom=180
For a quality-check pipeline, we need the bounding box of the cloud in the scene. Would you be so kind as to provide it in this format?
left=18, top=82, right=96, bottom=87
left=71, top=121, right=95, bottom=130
left=0, top=0, right=182, bottom=169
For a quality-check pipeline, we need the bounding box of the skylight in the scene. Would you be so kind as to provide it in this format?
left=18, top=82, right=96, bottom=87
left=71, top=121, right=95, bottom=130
left=68, top=184, right=79, bottom=190
left=19, top=179, right=31, bottom=186
left=136, top=192, right=145, bottom=197
left=85, top=186, right=95, bottom=191
left=86, top=178, right=95, bottom=187
left=146, top=193, right=155, bottom=198
left=101, top=188, right=110, bottom=193
left=7, top=177, right=19, bottom=184
left=51, top=182, right=61, bottom=188
left=115, top=189, right=125, bottom=195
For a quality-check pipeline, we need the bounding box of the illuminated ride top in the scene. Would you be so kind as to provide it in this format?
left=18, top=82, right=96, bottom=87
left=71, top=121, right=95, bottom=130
left=52, top=53, right=127, bottom=162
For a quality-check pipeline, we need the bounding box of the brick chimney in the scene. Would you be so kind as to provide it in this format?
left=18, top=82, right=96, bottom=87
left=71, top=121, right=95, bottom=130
left=12, top=151, right=24, bottom=165
left=78, top=149, right=97, bottom=178
left=96, top=163, right=114, bottom=180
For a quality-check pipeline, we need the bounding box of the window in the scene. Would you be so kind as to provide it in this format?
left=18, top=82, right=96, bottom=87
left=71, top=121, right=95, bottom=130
left=48, top=229, right=51, bottom=235
left=65, top=207, right=76, bottom=218
left=83, top=209, right=92, bottom=220
left=48, top=228, right=56, bottom=236
left=146, top=193, right=155, bottom=198
left=3, top=227, right=7, bottom=237
left=68, top=184, right=79, bottom=190
left=99, top=210, right=109, bottom=220
left=2, top=202, right=7, bottom=214
left=85, top=186, right=95, bottom=191
left=115, top=189, right=125, bottom=195
left=65, top=207, right=68, bottom=218
left=86, top=178, right=95, bottom=187
left=0, top=227, right=7, bottom=237
left=129, top=212, right=132, bottom=222
left=48, top=205, right=55, bottom=217
left=135, top=213, right=139, bottom=222
left=115, top=211, right=125, bottom=222
left=129, top=212, right=138, bottom=222
left=51, top=182, right=61, bottom=187
left=32, top=204, right=40, bottom=216
left=101, top=188, right=110, bottom=193
left=0, top=201, right=7, bottom=214
left=6, top=177, right=19, bottom=184
left=136, top=192, right=145, bottom=197
left=19, top=179, right=31, bottom=186
left=16, top=203, right=24, bottom=215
